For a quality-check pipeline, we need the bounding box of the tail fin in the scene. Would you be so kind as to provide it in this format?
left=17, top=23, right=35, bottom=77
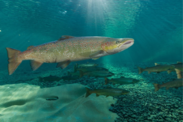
left=138, top=67, right=143, bottom=74
left=6, top=48, right=22, bottom=75
left=175, top=68, right=182, bottom=79
left=105, top=78, right=108, bottom=85
left=74, top=64, right=78, bottom=72
left=153, top=83, right=160, bottom=92
left=85, top=87, right=91, bottom=97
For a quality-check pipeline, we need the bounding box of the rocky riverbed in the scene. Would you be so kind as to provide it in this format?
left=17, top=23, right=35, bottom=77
left=1, top=63, right=182, bottom=122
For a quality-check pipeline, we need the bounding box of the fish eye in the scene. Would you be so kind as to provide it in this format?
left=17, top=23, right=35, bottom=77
left=116, top=41, right=120, bottom=44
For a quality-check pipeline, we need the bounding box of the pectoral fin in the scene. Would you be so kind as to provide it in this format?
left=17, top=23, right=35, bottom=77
left=96, top=94, right=99, bottom=97
left=57, top=60, right=70, bottom=69
left=31, top=60, right=43, bottom=71
left=80, top=50, right=105, bottom=58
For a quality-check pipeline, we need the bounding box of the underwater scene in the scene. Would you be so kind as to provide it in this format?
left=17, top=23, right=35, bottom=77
left=0, top=0, right=182, bottom=122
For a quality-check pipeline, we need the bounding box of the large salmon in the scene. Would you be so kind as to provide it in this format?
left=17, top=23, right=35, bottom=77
left=6, top=35, right=134, bottom=75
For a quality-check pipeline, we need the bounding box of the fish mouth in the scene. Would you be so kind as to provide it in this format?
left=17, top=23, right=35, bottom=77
left=123, top=40, right=134, bottom=45
left=118, top=39, right=134, bottom=49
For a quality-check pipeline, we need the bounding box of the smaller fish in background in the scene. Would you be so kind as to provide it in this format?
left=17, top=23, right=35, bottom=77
left=175, top=68, right=182, bottom=79
left=75, top=63, right=98, bottom=68
left=138, top=63, right=174, bottom=74
left=74, top=64, right=107, bottom=72
left=153, top=78, right=183, bottom=92
left=68, top=71, right=80, bottom=77
left=85, top=87, right=129, bottom=97
left=105, top=76, right=142, bottom=85
left=80, top=70, right=114, bottom=78
left=61, top=75, right=80, bottom=81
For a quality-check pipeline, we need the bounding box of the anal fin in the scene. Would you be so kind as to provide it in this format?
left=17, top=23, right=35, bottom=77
left=57, top=60, right=70, bottom=69
left=31, top=60, right=43, bottom=71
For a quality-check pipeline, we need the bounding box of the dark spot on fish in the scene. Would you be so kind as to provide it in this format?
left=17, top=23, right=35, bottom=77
left=46, top=96, right=59, bottom=101
left=116, top=41, right=120, bottom=44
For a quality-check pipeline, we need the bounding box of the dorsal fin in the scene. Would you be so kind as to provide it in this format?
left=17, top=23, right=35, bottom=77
left=27, top=46, right=34, bottom=50
left=155, top=63, right=160, bottom=66
left=58, top=35, right=74, bottom=41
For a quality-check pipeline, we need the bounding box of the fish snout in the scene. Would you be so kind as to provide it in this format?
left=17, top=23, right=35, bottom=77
left=121, top=38, right=134, bottom=47
left=115, top=38, right=134, bottom=52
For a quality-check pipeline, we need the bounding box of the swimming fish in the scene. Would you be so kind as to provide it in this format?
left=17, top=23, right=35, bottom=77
left=68, top=71, right=80, bottom=77
left=138, top=63, right=174, bottom=74
left=153, top=78, right=183, bottom=91
left=75, top=66, right=108, bottom=72
left=6, top=35, right=134, bottom=75
left=75, top=63, right=98, bottom=68
left=80, top=70, right=114, bottom=78
left=105, top=76, right=141, bottom=85
left=61, top=75, right=80, bottom=81
left=74, top=63, right=99, bottom=72
left=85, top=87, right=129, bottom=97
